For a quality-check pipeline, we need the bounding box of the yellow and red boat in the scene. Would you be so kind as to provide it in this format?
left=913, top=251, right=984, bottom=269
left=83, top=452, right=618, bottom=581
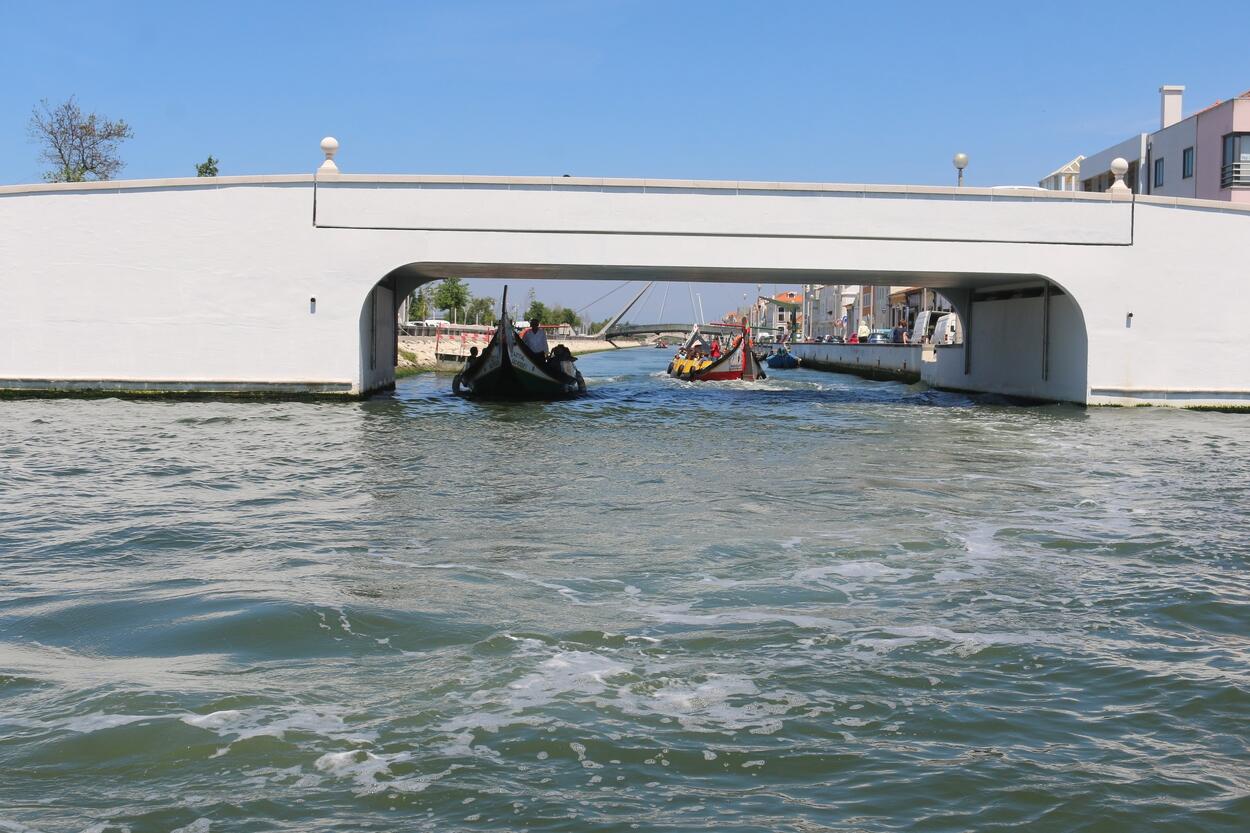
left=667, top=323, right=766, bottom=382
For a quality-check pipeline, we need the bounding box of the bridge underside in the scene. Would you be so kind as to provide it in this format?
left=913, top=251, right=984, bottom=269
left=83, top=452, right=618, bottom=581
left=380, top=263, right=1084, bottom=404
left=388, top=262, right=1045, bottom=291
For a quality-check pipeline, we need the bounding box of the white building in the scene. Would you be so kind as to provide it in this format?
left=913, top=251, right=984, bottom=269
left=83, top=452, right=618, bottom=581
left=1039, top=156, right=1084, bottom=191
left=1048, top=83, right=1250, bottom=201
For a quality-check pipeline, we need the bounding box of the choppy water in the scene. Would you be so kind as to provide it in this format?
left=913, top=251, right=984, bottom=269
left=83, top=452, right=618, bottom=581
left=2, top=348, right=1249, bottom=832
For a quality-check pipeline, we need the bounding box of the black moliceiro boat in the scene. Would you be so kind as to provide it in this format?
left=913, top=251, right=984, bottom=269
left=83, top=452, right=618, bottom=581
left=452, top=288, right=587, bottom=400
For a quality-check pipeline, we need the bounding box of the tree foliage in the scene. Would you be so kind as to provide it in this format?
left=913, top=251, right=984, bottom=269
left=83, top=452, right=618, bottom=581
left=28, top=97, right=133, bottom=183
left=524, top=300, right=549, bottom=325
left=408, top=288, right=431, bottom=321
left=526, top=299, right=582, bottom=327
left=466, top=295, right=496, bottom=324
left=432, top=277, right=470, bottom=318
left=196, top=156, right=219, bottom=177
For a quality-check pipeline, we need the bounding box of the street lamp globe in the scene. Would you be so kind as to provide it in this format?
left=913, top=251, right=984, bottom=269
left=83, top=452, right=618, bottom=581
left=952, top=152, right=969, bottom=186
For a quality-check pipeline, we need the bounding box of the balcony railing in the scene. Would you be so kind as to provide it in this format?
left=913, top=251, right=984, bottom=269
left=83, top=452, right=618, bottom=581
left=1221, top=161, right=1250, bottom=188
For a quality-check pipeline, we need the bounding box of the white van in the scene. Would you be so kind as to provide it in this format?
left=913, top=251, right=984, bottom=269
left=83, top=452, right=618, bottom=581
left=931, top=314, right=961, bottom=345
left=911, top=310, right=937, bottom=344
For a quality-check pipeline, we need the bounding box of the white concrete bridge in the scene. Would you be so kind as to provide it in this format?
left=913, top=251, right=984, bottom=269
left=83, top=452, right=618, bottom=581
left=2, top=152, right=1247, bottom=406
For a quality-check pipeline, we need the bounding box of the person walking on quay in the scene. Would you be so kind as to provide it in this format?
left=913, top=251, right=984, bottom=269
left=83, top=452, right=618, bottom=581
left=857, top=318, right=871, bottom=341
left=891, top=321, right=908, bottom=344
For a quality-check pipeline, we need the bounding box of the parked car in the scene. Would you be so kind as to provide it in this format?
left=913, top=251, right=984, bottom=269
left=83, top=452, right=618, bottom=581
left=865, top=332, right=891, bottom=345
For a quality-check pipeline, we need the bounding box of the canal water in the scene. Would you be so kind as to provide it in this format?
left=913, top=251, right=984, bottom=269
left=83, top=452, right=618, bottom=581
left=1, top=348, right=1248, bottom=832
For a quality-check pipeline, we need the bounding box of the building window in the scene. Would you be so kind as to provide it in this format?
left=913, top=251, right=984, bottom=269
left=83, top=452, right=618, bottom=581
left=1153, top=157, right=1165, bottom=188
left=1182, top=147, right=1194, bottom=179
left=1222, top=133, right=1250, bottom=187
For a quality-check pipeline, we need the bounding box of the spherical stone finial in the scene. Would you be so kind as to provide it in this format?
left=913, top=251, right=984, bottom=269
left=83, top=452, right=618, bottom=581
left=1108, top=157, right=1129, bottom=193
left=318, top=136, right=340, bottom=174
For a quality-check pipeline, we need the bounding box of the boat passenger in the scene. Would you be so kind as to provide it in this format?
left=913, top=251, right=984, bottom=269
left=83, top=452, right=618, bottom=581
left=522, top=321, right=549, bottom=356
left=710, top=340, right=722, bottom=359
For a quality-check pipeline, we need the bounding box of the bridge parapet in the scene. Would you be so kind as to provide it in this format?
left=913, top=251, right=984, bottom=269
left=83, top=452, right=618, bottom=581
left=311, top=176, right=1136, bottom=246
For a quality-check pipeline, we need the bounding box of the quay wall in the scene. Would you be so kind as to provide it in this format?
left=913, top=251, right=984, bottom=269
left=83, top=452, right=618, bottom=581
left=791, top=344, right=924, bottom=382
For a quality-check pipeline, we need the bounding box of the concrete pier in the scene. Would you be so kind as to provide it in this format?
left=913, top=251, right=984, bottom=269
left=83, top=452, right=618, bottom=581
left=790, top=344, right=924, bottom=383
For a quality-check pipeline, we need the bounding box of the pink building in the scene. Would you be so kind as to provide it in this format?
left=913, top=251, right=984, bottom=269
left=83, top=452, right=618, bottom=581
left=1149, top=86, right=1250, bottom=202
left=1046, top=85, right=1250, bottom=202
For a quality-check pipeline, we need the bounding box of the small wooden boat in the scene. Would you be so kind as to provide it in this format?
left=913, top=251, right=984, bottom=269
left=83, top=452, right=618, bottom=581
left=452, top=288, right=586, bottom=400
left=667, top=323, right=766, bottom=382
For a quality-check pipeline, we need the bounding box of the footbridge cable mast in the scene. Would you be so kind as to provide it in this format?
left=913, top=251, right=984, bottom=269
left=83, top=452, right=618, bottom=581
left=593, top=281, right=656, bottom=341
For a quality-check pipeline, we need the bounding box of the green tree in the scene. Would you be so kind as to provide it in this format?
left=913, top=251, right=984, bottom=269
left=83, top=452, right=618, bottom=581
left=28, top=96, right=133, bottom=182
left=466, top=295, right=495, bottom=324
left=553, top=306, right=582, bottom=327
left=196, top=155, right=219, bottom=177
left=432, top=277, right=470, bottom=320
left=408, top=288, right=431, bottom=321
left=525, top=300, right=549, bottom=325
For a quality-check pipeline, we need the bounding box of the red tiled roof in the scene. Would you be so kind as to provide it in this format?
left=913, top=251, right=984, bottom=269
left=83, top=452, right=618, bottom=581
left=1191, top=89, right=1250, bottom=118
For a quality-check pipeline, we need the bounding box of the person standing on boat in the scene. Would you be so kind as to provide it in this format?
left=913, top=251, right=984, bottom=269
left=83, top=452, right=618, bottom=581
left=522, top=320, right=549, bottom=356
left=710, top=339, right=722, bottom=359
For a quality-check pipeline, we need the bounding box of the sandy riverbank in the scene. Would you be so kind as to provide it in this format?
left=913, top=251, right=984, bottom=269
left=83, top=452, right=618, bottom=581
left=397, top=336, right=643, bottom=375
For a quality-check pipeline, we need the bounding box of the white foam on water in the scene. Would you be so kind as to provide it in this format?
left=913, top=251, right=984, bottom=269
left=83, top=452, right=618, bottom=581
left=182, top=710, right=244, bottom=730
left=0, top=819, right=46, bottom=833
left=169, top=820, right=210, bottom=833
left=852, top=636, right=924, bottom=654
left=508, top=651, right=630, bottom=708
left=440, top=649, right=630, bottom=735
left=696, top=575, right=742, bottom=589
left=976, top=591, right=1045, bottom=608
left=796, top=561, right=915, bottom=583
left=637, top=603, right=848, bottom=631
left=780, top=537, right=802, bottom=550
left=933, top=569, right=978, bottom=584
left=873, top=625, right=1055, bottom=657
left=180, top=707, right=375, bottom=744
left=314, top=750, right=406, bottom=793
left=613, top=674, right=799, bottom=735
left=60, top=713, right=163, bottom=733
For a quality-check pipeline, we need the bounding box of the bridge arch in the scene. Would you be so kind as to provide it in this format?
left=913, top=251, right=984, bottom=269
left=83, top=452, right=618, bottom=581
left=366, top=262, right=1090, bottom=403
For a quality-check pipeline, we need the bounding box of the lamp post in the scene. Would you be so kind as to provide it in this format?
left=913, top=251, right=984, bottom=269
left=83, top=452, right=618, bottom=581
left=953, top=152, right=969, bottom=187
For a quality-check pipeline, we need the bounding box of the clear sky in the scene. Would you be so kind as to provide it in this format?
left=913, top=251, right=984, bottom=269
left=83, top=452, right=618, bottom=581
left=3, top=0, right=1245, bottom=321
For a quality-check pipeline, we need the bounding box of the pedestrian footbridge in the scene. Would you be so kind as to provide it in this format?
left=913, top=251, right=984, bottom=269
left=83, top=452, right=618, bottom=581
left=1, top=157, right=1247, bottom=406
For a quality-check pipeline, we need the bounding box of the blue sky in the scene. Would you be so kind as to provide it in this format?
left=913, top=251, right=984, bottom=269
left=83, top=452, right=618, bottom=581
left=3, top=0, right=1245, bottom=321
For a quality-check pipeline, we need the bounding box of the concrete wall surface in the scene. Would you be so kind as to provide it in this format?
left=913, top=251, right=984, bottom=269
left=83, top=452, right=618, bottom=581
left=918, top=292, right=1088, bottom=403
left=791, top=344, right=924, bottom=382
left=1, top=175, right=1248, bottom=404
